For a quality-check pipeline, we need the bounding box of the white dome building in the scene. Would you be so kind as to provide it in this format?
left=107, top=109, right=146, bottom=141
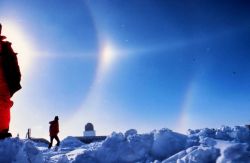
left=83, top=123, right=96, bottom=137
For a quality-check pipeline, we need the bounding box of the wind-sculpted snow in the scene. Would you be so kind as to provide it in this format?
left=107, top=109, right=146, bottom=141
left=0, top=138, right=43, bottom=163
left=151, top=129, right=188, bottom=160
left=188, top=126, right=250, bottom=143
left=74, top=131, right=154, bottom=162
left=216, top=143, right=250, bottom=163
left=0, top=138, right=22, bottom=162
left=60, top=136, right=84, bottom=148
left=0, top=126, right=250, bottom=162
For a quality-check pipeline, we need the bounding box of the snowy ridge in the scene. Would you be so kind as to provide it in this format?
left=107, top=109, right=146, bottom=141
left=1, top=126, right=250, bottom=163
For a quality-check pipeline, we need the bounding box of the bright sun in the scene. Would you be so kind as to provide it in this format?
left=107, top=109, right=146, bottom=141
left=95, top=40, right=117, bottom=81
left=100, top=41, right=116, bottom=72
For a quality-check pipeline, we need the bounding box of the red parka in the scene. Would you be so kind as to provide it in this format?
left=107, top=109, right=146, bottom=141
left=49, top=120, right=59, bottom=136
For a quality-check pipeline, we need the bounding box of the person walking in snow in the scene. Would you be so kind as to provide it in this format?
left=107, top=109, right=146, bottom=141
left=0, top=23, right=21, bottom=139
left=48, top=116, right=60, bottom=149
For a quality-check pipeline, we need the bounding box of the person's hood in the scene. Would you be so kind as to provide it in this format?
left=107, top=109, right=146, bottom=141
left=0, top=36, right=6, bottom=41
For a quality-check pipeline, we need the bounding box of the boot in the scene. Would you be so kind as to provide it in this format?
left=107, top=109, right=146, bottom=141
left=48, top=143, right=52, bottom=149
left=0, top=129, right=12, bottom=139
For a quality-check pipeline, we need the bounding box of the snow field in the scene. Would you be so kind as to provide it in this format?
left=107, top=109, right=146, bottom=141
left=1, top=126, right=250, bottom=162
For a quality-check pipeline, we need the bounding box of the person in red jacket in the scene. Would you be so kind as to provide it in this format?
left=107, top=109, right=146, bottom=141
left=0, top=24, right=21, bottom=139
left=48, top=116, right=60, bottom=149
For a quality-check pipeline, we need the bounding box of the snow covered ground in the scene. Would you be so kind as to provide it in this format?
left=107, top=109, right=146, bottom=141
left=1, top=126, right=250, bottom=163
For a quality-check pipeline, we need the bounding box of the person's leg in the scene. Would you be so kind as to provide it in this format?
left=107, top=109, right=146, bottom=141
left=55, top=135, right=60, bottom=146
left=0, top=107, right=8, bottom=132
left=48, top=136, right=54, bottom=149
left=0, top=99, right=12, bottom=134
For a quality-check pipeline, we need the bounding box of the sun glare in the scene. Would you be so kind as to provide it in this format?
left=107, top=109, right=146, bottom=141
left=99, top=41, right=116, bottom=72
left=94, top=40, right=117, bottom=83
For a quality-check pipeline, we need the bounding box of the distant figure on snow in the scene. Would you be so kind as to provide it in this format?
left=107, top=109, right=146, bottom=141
left=48, top=116, right=60, bottom=149
left=26, top=128, right=31, bottom=139
left=0, top=23, right=21, bottom=139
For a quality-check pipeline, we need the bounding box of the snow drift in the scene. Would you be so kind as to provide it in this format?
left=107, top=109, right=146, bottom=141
left=1, top=126, right=250, bottom=163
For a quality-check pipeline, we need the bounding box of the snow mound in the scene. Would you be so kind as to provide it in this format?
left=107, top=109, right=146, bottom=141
left=124, top=129, right=137, bottom=138
left=74, top=132, right=153, bottom=162
left=217, top=143, right=250, bottom=163
left=151, top=128, right=188, bottom=160
left=0, top=138, right=43, bottom=163
left=60, top=136, right=84, bottom=148
left=1, top=126, right=250, bottom=162
left=188, top=126, right=250, bottom=143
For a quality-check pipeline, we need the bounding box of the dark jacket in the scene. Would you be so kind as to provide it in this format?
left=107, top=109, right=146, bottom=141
left=0, top=41, right=21, bottom=97
left=49, top=120, right=59, bottom=136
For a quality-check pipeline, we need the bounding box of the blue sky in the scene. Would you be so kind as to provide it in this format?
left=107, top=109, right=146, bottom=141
left=0, top=0, right=250, bottom=139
